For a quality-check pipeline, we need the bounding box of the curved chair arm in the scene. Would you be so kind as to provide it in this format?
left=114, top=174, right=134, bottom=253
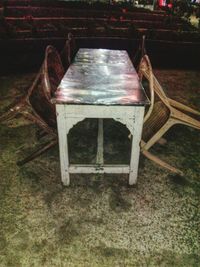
left=42, top=45, right=65, bottom=100
left=138, top=55, right=155, bottom=123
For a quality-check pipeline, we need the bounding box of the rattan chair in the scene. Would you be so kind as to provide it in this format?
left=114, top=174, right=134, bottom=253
left=138, top=55, right=200, bottom=175
left=0, top=45, right=65, bottom=165
left=132, top=35, right=147, bottom=70
left=60, top=39, right=71, bottom=70
left=60, top=32, right=77, bottom=70
left=68, top=32, right=77, bottom=60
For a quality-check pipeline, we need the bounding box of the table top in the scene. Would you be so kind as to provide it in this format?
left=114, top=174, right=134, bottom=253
left=55, top=48, right=149, bottom=106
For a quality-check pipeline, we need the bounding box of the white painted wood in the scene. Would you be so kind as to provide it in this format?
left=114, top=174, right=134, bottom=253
left=56, top=104, right=70, bottom=186
left=96, top=119, right=104, bottom=164
left=129, top=106, right=145, bottom=185
left=64, top=105, right=136, bottom=120
left=69, top=164, right=130, bottom=173
left=56, top=104, right=145, bottom=186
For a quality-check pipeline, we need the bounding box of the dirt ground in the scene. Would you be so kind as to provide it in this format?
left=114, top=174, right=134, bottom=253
left=0, top=68, right=200, bottom=267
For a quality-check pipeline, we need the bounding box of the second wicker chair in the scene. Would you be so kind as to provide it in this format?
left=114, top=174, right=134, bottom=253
left=138, top=54, right=200, bottom=175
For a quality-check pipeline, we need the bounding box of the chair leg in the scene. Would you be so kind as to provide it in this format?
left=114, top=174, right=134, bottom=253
left=36, top=129, right=49, bottom=140
left=142, top=120, right=175, bottom=151
left=0, top=98, right=27, bottom=122
left=142, top=149, right=183, bottom=176
left=22, top=112, right=57, bottom=137
left=168, top=98, right=200, bottom=116
left=17, top=139, right=58, bottom=166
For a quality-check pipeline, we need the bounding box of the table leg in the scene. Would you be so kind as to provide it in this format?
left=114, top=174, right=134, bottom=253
left=129, top=107, right=145, bottom=185
left=96, top=118, right=104, bottom=164
left=56, top=105, right=70, bottom=186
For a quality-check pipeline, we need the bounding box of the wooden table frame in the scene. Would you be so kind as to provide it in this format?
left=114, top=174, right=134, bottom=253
left=56, top=104, right=145, bottom=186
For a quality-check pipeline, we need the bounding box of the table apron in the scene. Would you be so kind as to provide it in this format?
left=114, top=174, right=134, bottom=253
left=56, top=104, right=144, bottom=120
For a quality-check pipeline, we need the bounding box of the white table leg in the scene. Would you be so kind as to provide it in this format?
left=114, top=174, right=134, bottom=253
left=96, top=118, right=104, bottom=164
left=56, top=105, right=70, bottom=186
left=129, top=107, right=145, bottom=185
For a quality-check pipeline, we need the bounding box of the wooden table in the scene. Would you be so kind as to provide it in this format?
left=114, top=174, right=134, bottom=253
left=54, top=48, right=149, bottom=186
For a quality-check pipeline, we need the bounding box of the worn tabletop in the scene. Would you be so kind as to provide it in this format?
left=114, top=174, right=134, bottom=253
left=55, top=48, right=149, bottom=106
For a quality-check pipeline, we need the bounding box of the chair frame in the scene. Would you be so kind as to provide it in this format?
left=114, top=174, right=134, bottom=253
left=138, top=54, right=200, bottom=175
left=0, top=45, right=64, bottom=165
left=132, top=35, right=147, bottom=70
left=60, top=32, right=77, bottom=70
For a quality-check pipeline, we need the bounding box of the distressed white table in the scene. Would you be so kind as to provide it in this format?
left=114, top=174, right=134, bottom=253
left=54, top=48, right=149, bottom=186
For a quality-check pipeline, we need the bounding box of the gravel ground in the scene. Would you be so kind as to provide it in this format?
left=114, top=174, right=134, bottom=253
left=0, top=69, right=200, bottom=267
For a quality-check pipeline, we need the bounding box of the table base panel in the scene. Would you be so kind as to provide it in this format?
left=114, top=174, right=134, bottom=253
left=56, top=104, right=145, bottom=187
left=69, top=164, right=130, bottom=174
